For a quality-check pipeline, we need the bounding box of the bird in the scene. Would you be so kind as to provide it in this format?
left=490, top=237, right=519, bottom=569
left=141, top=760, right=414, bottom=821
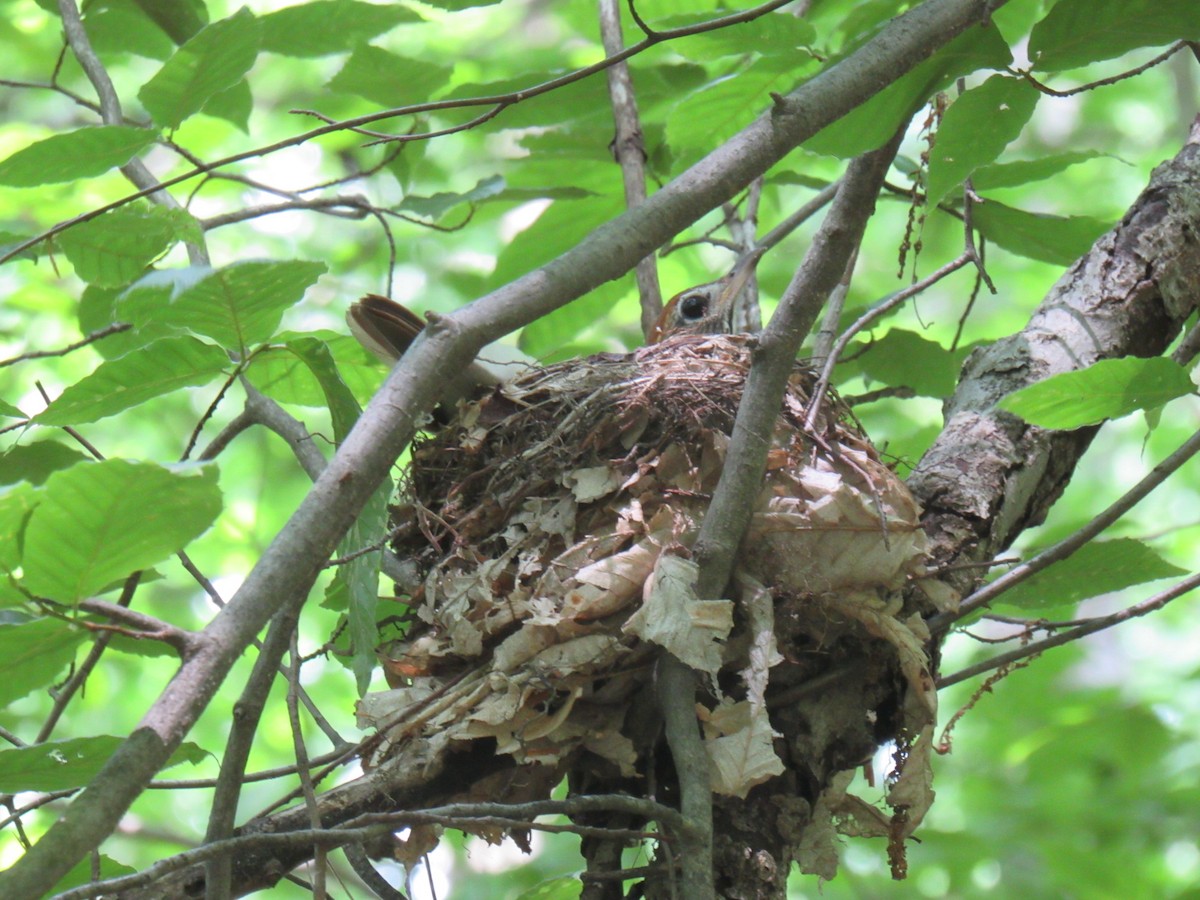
left=345, top=249, right=766, bottom=404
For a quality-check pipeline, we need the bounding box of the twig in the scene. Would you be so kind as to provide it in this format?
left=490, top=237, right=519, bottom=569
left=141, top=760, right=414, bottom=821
left=599, top=0, right=664, bottom=339
left=804, top=252, right=973, bottom=429
left=662, top=123, right=909, bottom=900
left=0, top=324, right=131, bottom=369
left=55, top=0, right=208, bottom=265
left=287, top=633, right=327, bottom=899
left=937, top=571, right=1200, bottom=688
left=1016, top=42, right=1189, bottom=98
left=929, top=425, right=1200, bottom=632
left=1, top=0, right=796, bottom=267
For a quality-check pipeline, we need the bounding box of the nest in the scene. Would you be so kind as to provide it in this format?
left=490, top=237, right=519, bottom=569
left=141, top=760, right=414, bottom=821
left=358, top=333, right=941, bottom=889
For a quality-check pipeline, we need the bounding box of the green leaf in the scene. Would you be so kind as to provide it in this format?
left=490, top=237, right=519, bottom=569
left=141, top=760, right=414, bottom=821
left=50, top=856, right=137, bottom=896
left=289, top=338, right=389, bottom=694
left=806, top=23, right=1011, bottom=158
left=1029, top=0, right=1200, bottom=72
left=999, top=357, right=1196, bottom=430
left=138, top=7, right=261, bottom=130
left=260, top=0, right=420, bottom=57
left=0, top=482, right=38, bottom=573
left=667, top=65, right=801, bottom=158
left=201, top=78, right=253, bottom=132
left=0, top=618, right=86, bottom=706
left=0, top=397, right=26, bottom=418
left=399, top=175, right=506, bottom=220
left=0, top=126, right=158, bottom=187
left=420, top=0, right=502, bottom=8
left=130, top=0, right=208, bottom=44
left=84, top=1, right=175, bottom=60
left=36, top=336, right=229, bottom=426
left=972, top=200, right=1110, bottom=265
left=855, top=329, right=969, bottom=398
left=992, top=539, right=1188, bottom=613
left=123, top=260, right=327, bottom=352
left=0, top=735, right=207, bottom=792
left=656, top=12, right=815, bottom=60
left=0, top=441, right=89, bottom=486
left=971, top=151, right=1107, bottom=191
left=245, top=334, right=384, bottom=407
left=926, top=75, right=1038, bottom=206
left=57, top=204, right=179, bottom=288
left=21, top=460, right=222, bottom=601
left=328, top=44, right=452, bottom=107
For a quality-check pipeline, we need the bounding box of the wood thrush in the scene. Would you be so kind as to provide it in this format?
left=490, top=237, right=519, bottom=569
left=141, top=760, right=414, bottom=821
left=346, top=249, right=765, bottom=407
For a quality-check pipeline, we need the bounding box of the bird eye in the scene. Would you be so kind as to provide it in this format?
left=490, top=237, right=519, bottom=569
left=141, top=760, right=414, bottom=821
left=678, top=294, right=707, bottom=321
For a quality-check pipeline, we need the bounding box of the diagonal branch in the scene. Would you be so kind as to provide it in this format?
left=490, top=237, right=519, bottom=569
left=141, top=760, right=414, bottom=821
left=0, top=3, right=1010, bottom=895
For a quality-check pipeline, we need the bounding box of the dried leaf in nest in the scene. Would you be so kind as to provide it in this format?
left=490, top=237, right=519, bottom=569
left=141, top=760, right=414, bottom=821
left=358, top=333, right=938, bottom=883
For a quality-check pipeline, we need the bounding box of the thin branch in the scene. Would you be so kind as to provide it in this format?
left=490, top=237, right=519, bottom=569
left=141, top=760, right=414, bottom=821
left=55, top=0, right=208, bottom=265
left=599, top=0, right=663, bottom=339
left=204, top=606, right=304, bottom=897
left=34, top=574, right=143, bottom=744
left=929, top=425, right=1200, bottom=632
left=287, top=633, right=327, bottom=900
left=805, top=252, right=973, bottom=429
left=1, top=0, right=797, bottom=268
left=0, top=324, right=131, bottom=369
left=1016, top=42, right=1189, bottom=98
left=59, top=796, right=682, bottom=900
left=0, top=4, right=1012, bottom=893
left=662, top=124, right=908, bottom=900
left=938, top=571, right=1200, bottom=688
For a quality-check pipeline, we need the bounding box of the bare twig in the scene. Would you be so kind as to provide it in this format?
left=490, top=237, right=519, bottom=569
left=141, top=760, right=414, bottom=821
left=0, top=4, right=1013, bottom=892
left=938, top=571, right=1200, bottom=688
left=1016, top=42, right=1189, bottom=98
left=599, top=0, right=664, bottom=339
left=55, top=0, right=208, bottom=265
left=805, top=252, right=973, bottom=429
left=0, top=324, right=131, bottom=369
left=929, top=425, right=1200, bottom=632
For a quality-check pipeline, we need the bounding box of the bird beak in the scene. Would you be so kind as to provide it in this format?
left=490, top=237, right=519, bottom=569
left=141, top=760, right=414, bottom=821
left=714, top=246, right=767, bottom=324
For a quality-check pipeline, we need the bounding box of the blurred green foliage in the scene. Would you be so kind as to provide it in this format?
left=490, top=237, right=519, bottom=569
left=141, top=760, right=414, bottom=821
left=1, top=0, right=1198, bottom=896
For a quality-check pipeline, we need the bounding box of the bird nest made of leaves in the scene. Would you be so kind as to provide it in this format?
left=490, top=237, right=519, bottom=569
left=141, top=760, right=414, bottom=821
left=358, top=333, right=943, bottom=890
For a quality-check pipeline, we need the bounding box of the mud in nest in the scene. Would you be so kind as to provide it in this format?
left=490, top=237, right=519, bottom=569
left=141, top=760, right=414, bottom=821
left=360, top=333, right=944, bottom=889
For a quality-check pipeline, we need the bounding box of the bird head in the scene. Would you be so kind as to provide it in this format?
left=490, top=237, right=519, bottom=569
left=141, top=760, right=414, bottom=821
left=649, top=247, right=766, bottom=343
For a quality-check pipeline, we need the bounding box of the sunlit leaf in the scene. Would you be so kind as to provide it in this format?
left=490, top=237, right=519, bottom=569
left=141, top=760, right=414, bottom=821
left=806, top=23, right=1012, bottom=158
left=21, top=460, right=222, bottom=601
left=36, top=336, right=229, bottom=426
left=123, top=260, right=326, bottom=352
left=1029, top=0, right=1200, bottom=72
left=0, top=126, right=158, bottom=186
left=261, top=0, right=419, bottom=57
left=57, top=204, right=181, bottom=288
left=972, top=200, right=1110, bottom=265
left=0, top=735, right=208, bottom=792
left=328, top=44, right=451, bottom=107
left=138, top=7, right=261, bottom=129
left=999, top=357, right=1195, bottom=429
left=971, top=151, right=1108, bottom=190
left=0, top=618, right=86, bottom=706
left=926, top=75, right=1038, bottom=206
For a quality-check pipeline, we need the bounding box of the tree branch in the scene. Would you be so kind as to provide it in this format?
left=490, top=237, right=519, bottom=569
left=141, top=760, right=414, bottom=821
left=0, top=3, right=1010, bottom=895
